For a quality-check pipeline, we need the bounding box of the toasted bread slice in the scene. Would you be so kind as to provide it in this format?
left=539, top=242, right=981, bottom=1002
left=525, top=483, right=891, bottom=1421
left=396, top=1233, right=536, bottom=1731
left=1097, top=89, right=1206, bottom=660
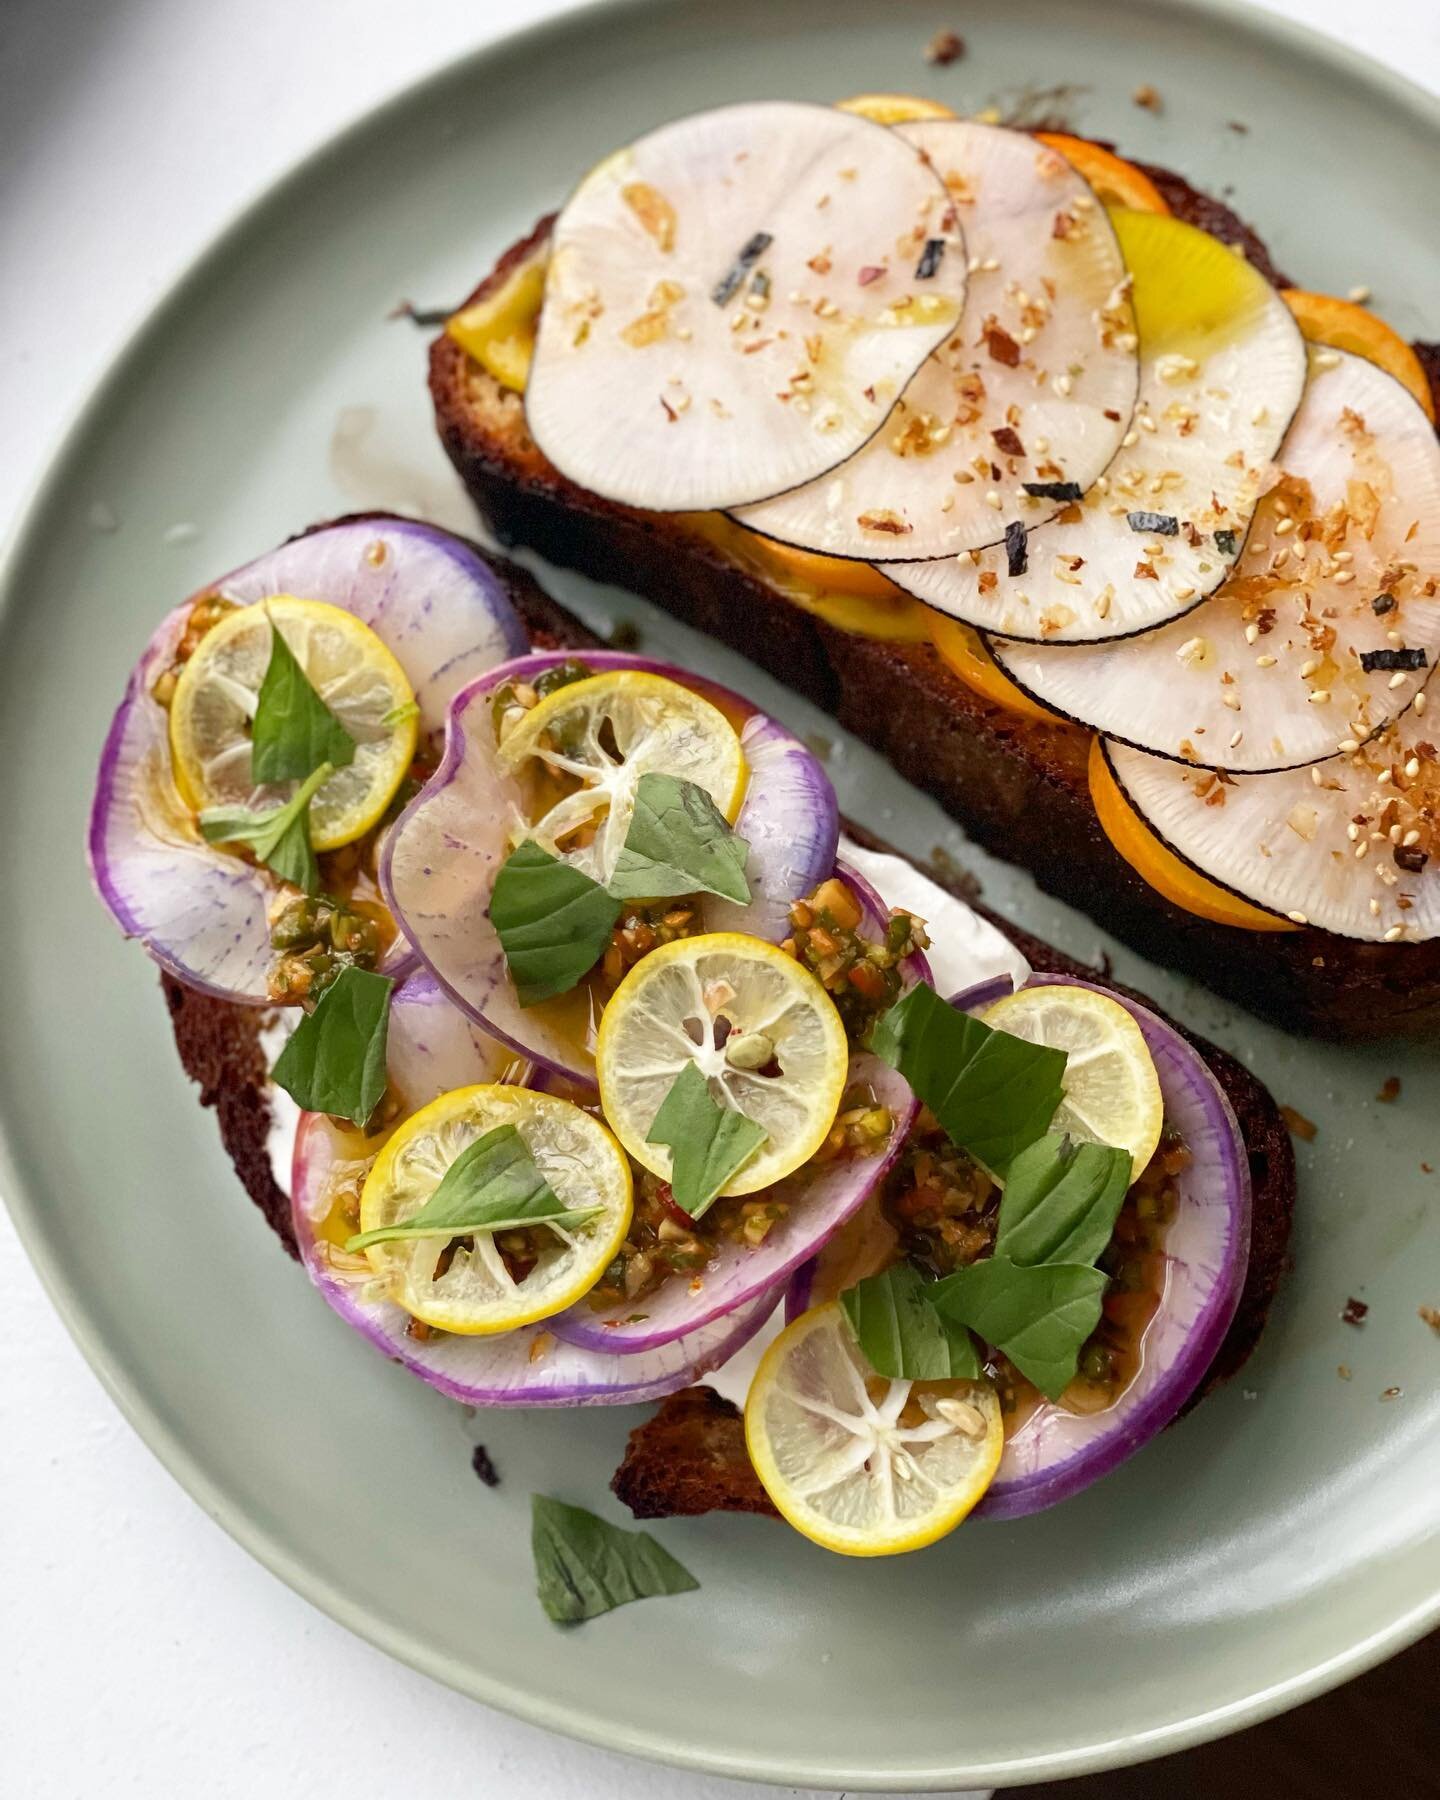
left=429, top=161, right=1440, bottom=1042
left=158, top=524, right=1293, bottom=1531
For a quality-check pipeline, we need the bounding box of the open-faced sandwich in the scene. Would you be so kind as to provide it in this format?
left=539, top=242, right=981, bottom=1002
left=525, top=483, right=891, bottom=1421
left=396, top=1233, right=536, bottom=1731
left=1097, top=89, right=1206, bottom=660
left=430, top=94, right=1440, bottom=1041
left=89, top=514, right=1293, bottom=1592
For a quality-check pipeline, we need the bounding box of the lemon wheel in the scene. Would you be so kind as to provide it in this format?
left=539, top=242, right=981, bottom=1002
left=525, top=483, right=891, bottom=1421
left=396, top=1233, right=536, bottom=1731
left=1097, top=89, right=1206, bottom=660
left=358, top=1084, right=632, bottom=1334
left=496, top=669, right=747, bottom=884
left=168, top=595, right=419, bottom=851
left=595, top=933, right=848, bottom=1196
left=982, top=983, right=1163, bottom=1172
left=745, top=1303, right=1003, bottom=1556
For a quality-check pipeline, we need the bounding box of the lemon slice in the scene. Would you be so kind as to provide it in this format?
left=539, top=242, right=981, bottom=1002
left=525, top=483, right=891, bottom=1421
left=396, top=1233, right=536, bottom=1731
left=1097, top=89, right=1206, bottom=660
left=358, top=1084, right=632, bottom=1334
left=595, top=933, right=848, bottom=1196
left=981, top=984, right=1163, bottom=1172
left=169, top=596, right=419, bottom=851
left=745, top=1303, right=1003, bottom=1556
left=497, top=670, right=746, bottom=886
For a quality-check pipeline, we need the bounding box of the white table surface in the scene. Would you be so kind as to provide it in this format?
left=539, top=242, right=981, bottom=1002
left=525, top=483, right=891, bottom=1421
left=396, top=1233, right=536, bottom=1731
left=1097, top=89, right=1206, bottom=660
left=3, top=2, right=1436, bottom=1795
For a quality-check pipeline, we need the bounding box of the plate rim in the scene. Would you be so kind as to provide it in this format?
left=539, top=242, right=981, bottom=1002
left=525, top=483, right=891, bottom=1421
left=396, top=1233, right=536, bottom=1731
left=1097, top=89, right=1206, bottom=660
left=3, top=0, right=1439, bottom=1784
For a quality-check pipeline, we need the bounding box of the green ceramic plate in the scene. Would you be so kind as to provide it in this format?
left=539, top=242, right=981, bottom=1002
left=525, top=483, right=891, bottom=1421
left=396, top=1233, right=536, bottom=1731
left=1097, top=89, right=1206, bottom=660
left=3, top=0, right=1438, bottom=1787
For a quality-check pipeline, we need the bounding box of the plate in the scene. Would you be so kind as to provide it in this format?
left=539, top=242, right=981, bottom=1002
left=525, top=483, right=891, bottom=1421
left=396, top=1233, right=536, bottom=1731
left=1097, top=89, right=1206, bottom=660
left=2, top=0, right=1438, bottom=1786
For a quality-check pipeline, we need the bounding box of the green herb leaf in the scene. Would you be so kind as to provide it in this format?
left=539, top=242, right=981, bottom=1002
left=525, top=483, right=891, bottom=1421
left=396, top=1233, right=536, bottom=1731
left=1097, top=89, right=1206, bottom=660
left=995, top=1133, right=1133, bottom=1269
left=871, top=982, right=1067, bottom=1174
left=199, top=759, right=334, bottom=894
left=932, top=1257, right=1108, bottom=1400
left=270, top=964, right=393, bottom=1125
left=607, top=773, right=751, bottom=903
left=346, top=1122, right=600, bottom=1251
left=250, top=611, right=357, bottom=783
left=645, top=1061, right=767, bottom=1220
left=531, top=1495, right=699, bottom=1624
left=840, top=1263, right=981, bottom=1380
left=490, top=840, right=622, bottom=1007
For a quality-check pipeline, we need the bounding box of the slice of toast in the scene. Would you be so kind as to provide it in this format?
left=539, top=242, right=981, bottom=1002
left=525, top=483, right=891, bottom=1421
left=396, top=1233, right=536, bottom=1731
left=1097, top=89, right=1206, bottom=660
left=428, top=163, right=1440, bottom=1043
left=159, top=525, right=1293, bottom=1527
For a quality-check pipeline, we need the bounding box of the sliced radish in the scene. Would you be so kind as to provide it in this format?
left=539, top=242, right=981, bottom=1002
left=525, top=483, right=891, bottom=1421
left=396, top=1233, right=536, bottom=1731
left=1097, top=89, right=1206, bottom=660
left=786, top=972, right=1251, bottom=1519
left=893, top=209, right=1307, bottom=638
left=1104, top=692, right=1440, bottom=941
left=290, top=970, right=782, bottom=1404
left=525, top=101, right=966, bottom=512
left=381, top=651, right=838, bottom=1082
left=87, top=519, right=526, bottom=1003
left=547, top=858, right=923, bottom=1354
left=733, top=121, right=1137, bottom=561
left=989, top=351, right=1440, bottom=769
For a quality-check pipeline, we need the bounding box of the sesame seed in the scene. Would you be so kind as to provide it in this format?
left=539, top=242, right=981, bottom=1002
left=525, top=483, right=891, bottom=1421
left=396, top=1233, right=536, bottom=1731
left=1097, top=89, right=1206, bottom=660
left=1287, top=910, right=1309, bottom=924
left=1389, top=671, right=1410, bottom=689
left=1313, top=350, right=1341, bottom=369
left=1404, top=828, right=1422, bottom=846
left=1417, top=691, right=1428, bottom=714
left=1356, top=839, right=1369, bottom=859
left=1245, top=624, right=1259, bottom=645
left=1348, top=284, right=1372, bottom=303
left=985, top=489, right=1003, bottom=511
left=1338, top=738, right=1360, bottom=754
left=1333, top=569, right=1356, bottom=585
left=1384, top=924, right=1404, bottom=941
left=1229, top=729, right=1244, bottom=748
left=1311, top=767, right=1324, bottom=786
left=1378, top=768, right=1393, bottom=784
left=1274, top=517, right=1295, bottom=537
left=1222, top=692, right=1241, bottom=711
left=1308, top=689, right=1331, bottom=704
left=1121, top=430, right=1138, bottom=448
left=1300, top=659, right=1319, bottom=678
left=1256, top=654, right=1278, bottom=668
left=1406, top=757, right=1421, bottom=778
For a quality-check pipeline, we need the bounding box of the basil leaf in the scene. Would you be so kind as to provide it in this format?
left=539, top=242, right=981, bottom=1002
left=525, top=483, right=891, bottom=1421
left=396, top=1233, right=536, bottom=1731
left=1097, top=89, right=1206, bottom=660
left=346, top=1122, right=600, bottom=1251
left=645, top=1062, right=767, bottom=1220
left=871, top=982, right=1067, bottom=1173
left=490, top=840, right=621, bottom=1007
left=841, top=1264, right=981, bottom=1380
left=607, top=773, right=751, bottom=903
left=199, top=759, right=333, bottom=894
left=532, top=1496, right=699, bottom=1624
left=995, top=1133, right=1133, bottom=1269
left=932, top=1256, right=1108, bottom=1401
left=250, top=611, right=357, bottom=783
left=270, top=964, right=393, bottom=1126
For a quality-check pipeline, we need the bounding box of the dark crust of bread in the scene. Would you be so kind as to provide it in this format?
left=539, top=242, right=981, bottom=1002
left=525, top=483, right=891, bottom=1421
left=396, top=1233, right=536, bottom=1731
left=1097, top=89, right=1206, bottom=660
left=612, top=1385, right=778, bottom=1519
left=429, top=176, right=1440, bottom=1042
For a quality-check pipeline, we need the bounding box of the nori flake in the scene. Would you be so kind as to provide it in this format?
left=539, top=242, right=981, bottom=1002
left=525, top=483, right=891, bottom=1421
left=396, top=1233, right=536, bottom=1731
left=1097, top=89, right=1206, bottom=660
left=711, top=232, right=773, bottom=306
left=1359, top=647, right=1428, bottom=674
left=1022, top=480, right=1084, bottom=501
left=1127, top=510, right=1179, bottom=536
left=914, top=238, right=946, bottom=280
left=1005, top=520, right=1028, bottom=577
left=1214, top=529, right=1239, bottom=556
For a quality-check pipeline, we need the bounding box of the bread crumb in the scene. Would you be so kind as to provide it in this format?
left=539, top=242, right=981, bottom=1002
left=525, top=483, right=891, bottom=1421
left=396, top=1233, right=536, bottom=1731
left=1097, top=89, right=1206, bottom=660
left=1376, top=1075, right=1401, bottom=1103
left=924, top=28, right=966, bottom=65
left=1341, top=1296, right=1369, bottom=1327
left=1337, top=1364, right=1352, bottom=1380
left=1420, top=1305, right=1440, bottom=1335
left=470, top=1444, right=500, bottom=1487
left=1133, top=83, right=1162, bottom=112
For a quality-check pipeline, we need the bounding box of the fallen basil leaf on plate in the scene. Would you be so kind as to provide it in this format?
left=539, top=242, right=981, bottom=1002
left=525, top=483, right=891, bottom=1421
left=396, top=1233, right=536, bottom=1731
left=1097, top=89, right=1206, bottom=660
left=645, top=1061, right=767, bottom=1220
left=532, top=1495, right=699, bottom=1624
left=250, top=610, right=357, bottom=783
left=872, top=981, right=1067, bottom=1174
left=841, top=1263, right=981, bottom=1380
left=995, top=1133, right=1133, bottom=1269
left=931, top=1256, right=1108, bottom=1401
left=270, top=962, right=393, bottom=1125
left=199, top=758, right=333, bottom=895
left=490, top=839, right=621, bottom=1007
left=346, top=1121, right=601, bottom=1251
left=607, top=772, right=751, bottom=903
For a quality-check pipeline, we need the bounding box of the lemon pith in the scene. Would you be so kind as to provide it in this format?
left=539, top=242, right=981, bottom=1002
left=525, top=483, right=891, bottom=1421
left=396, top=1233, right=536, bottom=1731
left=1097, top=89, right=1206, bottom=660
left=497, top=670, right=748, bottom=884
left=745, top=1302, right=1003, bottom=1555
left=168, top=595, right=419, bottom=853
left=595, top=932, right=849, bottom=1196
left=981, top=985, right=1163, bottom=1173
left=359, top=1083, right=632, bottom=1334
